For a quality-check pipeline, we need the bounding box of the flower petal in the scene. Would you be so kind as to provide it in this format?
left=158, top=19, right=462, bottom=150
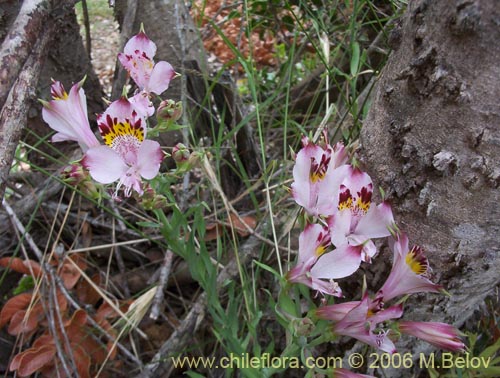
left=310, top=245, right=362, bottom=279
left=123, top=32, right=157, bottom=59
left=355, top=202, right=394, bottom=239
left=42, top=82, right=99, bottom=151
left=146, top=61, right=176, bottom=95
left=129, top=92, right=154, bottom=118
left=328, top=210, right=352, bottom=247
left=82, top=146, right=127, bottom=184
left=136, top=140, right=163, bottom=179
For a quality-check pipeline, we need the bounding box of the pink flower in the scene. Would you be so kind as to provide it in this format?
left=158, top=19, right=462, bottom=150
left=321, top=295, right=403, bottom=354
left=378, top=234, right=443, bottom=302
left=291, top=138, right=349, bottom=217
left=82, top=97, right=163, bottom=197
left=398, top=321, right=465, bottom=352
left=328, top=166, right=395, bottom=262
left=118, top=30, right=176, bottom=95
left=41, top=80, right=100, bottom=152
left=287, top=222, right=370, bottom=296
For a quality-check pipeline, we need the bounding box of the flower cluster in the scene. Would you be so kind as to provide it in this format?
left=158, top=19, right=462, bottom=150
left=287, top=136, right=464, bottom=374
left=287, top=136, right=395, bottom=297
left=41, top=28, right=177, bottom=199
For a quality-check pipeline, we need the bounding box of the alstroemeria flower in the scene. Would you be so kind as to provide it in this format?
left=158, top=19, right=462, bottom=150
left=286, top=223, right=365, bottom=296
left=321, top=294, right=403, bottom=354
left=328, top=166, right=395, bottom=262
left=291, top=137, right=349, bottom=217
left=41, top=80, right=100, bottom=152
left=118, top=30, right=176, bottom=95
left=82, top=97, right=163, bottom=197
left=398, top=321, right=465, bottom=352
left=378, top=234, right=443, bottom=302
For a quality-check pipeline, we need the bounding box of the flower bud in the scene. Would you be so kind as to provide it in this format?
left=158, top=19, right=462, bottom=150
left=172, top=143, right=190, bottom=163
left=61, top=163, right=100, bottom=199
left=138, top=185, right=168, bottom=210
left=61, top=163, right=87, bottom=185
left=157, top=99, right=183, bottom=122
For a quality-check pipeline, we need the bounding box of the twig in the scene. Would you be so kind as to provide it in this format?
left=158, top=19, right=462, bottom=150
left=81, top=0, right=92, bottom=59
left=109, top=201, right=131, bottom=297
left=48, top=275, right=78, bottom=377
left=149, top=250, right=174, bottom=320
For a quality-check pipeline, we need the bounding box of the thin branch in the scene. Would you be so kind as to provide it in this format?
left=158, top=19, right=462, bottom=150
left=81, top=0, right=92, bottom=59
left=149, top=250, right=174, bottom=320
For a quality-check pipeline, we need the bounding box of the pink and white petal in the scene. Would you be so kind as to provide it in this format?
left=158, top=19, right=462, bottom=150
left=328, top=211, right=353, bottom=247
left=82, top=146, right=127, bottom=184
left=118, top=53, right=134, bottom=72
left=102, top=97, right=136, bottom=121
left=322, top=164, right=351, bottom=209
left=360, top=239, right=377, bottom=262
left=381, top=275, right=443, bottom=302
left=42, top=102, right=98, bottom=151
left=369, top=304, right=404, bottom=324
left=298, top=223, right=325, bottom=265
left=316, top=301, right=360, bottom=322
left=330, top=142, right=349, bottom=168
left=355, top=202, right=394, bottom=239
left=123, top=32, right=157, bottom=58
left=129, top=92, right=154, bottom=118
left=136, top=140, right=163, bottom=179
left=375, top=333, right=397, bottom=354
left=311, top=278, right=342, bottom=297
left=342, top=166, right=373, bottom=193
left=390, top=233, right=409, bottom=260
left=310, top=245, right=362, bottom=279
left=146, top=61, right=176, bottom=95
left=51, top=132, right=74, bottom=143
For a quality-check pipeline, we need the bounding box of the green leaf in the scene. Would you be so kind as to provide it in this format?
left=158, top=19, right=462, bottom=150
left=253, top=260, right=281, bottom=279
left=350, top=41, right=360, bottom=77
left=479, top=337, right=500, bottom=359
left=13, top=276, right=35, bottom=295
left=135, top=221, right=160, bottom=228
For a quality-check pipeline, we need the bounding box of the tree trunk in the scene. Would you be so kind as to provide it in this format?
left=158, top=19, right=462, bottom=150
left=360, top=0, right=500, bottom=347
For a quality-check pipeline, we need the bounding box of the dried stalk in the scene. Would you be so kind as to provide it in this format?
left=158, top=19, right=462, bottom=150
left=149, top=249, right=174, bottom=320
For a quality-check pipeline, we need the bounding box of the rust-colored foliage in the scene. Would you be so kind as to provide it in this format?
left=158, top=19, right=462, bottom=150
left=204, top=213, right=257, bottom=241
left=190, top=0, right=280, bottom=67
left=0, top=255, right=119, bottom=377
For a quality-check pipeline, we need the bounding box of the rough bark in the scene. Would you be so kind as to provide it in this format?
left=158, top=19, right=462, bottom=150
left=0, top=0, right=51, bottom=111
left=360, top=0, right=500, bottom=354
